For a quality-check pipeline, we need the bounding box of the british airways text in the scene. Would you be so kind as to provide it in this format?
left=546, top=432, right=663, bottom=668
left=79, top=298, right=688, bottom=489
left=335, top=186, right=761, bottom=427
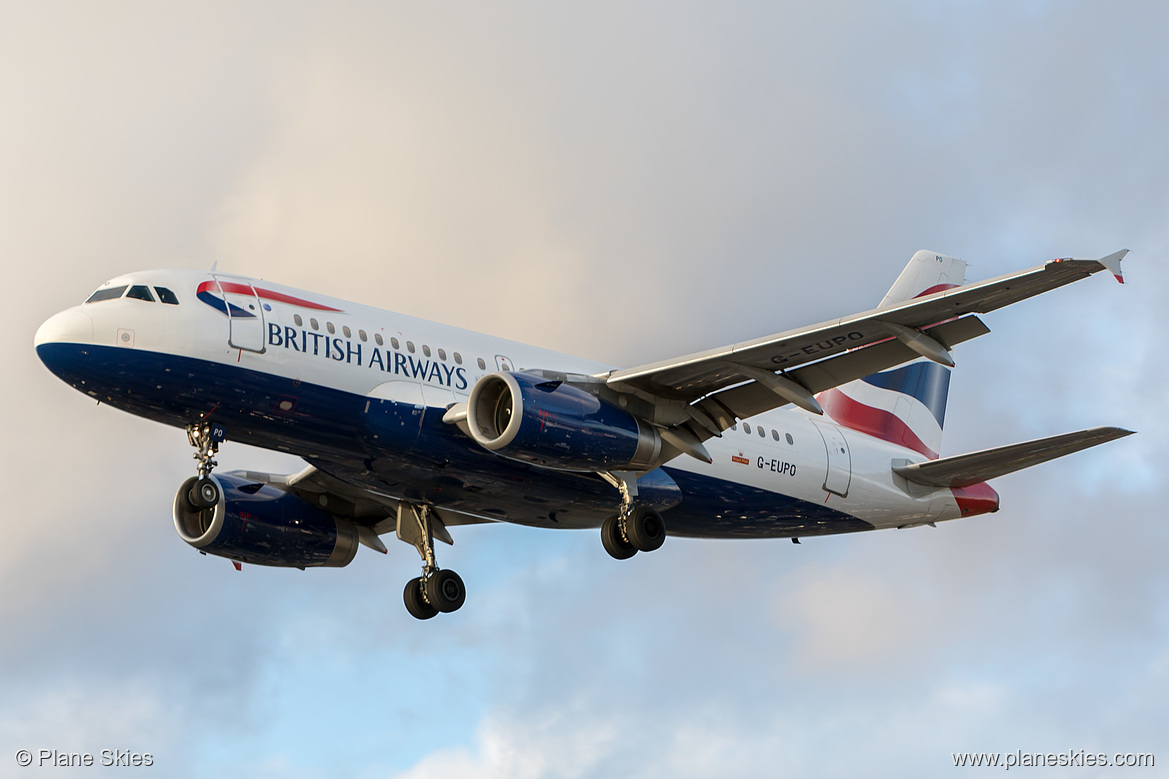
left=267, top=324, right=468, bottom=389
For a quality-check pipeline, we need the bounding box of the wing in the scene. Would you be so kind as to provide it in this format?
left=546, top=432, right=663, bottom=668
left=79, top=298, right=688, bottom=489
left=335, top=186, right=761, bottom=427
left=604, top=251, right=1127, bottom=439
left=224, top=463, right=493, bottom=552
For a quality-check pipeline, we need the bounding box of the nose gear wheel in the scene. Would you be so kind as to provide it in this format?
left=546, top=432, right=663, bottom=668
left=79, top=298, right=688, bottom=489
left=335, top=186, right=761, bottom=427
left=186, top=421, right=225, bottom=508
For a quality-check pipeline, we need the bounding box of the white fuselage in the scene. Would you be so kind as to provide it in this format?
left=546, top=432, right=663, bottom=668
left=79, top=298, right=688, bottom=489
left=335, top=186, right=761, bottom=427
left=36, top=268, right=971, bottom=538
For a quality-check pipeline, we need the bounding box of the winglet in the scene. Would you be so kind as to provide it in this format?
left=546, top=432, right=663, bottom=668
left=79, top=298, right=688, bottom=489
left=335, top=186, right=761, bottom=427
left=1097, top=249, right=1128, bottom=284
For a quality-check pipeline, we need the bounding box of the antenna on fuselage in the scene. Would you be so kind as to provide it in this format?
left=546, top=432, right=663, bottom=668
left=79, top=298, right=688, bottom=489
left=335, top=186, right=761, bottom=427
left=209, top=261, right=218, bottom=272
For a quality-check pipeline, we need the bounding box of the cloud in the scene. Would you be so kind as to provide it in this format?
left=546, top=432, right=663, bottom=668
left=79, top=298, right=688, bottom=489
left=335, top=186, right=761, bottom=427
left=0, top=682, right=177, bottom=765
left=387, top=710, right=618, bottom=779
left=2, top=1, right=1167, bottom=777
left=773, top=564, right=921, bottom=667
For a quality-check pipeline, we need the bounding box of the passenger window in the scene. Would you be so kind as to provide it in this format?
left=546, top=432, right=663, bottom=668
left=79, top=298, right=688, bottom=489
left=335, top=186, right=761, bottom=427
left=310, top=318, right=319, bottom=330
left=375, top=333, right=384, bottom=346
left=358, top=330, right=367, bottom=342
left=154, top=287, right=179, bottom=305
left=743, top=423, right=752, bottom=435
left=477, top=358, right=486, bottom=370
left=772, top=430, right=780, bottom=441
left=326, top=322, right=335, bottom=335
left=454, top=353, right=463, bottom=365
left=438, top=349, right=446, bottom=361
left=391, top=337, right=400, bottom=350
left=126, top=285, right=155, bottom=302
left=786, top=433, right=794, bottom=445
left=758, top=427, right=765, bottom=438
left=407, top=341, right=415, bottom=354
left=730, top=424, right=737, bottom=431
left=422, top=344, right=431, bottom=357
left=343, top=326, right=352, bottom=338
left=294, top=314, right=303, bottom=327
left=85, top=286, right=128, bottom=303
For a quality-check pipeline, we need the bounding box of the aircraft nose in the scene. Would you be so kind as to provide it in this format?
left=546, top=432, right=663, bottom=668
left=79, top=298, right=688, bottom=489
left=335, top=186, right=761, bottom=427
left=35, top=308, right=94, bottom=382
left=35, top=307, right=93, bottom=348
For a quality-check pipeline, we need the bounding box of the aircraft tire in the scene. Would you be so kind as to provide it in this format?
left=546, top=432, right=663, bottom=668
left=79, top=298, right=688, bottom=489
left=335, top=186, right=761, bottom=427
left=626, top=507, right=666, bottom=553
left=601, top=515, right=637, bottom=560
left=188, top=478, right=220, bottom=510
left=404, top=577, right=438, bottom=620
left=425, top=569, right=466, bottom=613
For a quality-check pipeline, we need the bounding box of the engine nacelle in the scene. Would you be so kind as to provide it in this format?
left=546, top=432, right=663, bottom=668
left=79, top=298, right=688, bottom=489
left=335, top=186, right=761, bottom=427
left=173, top=474, right=359, bottom=568
left=466, top=371, right=661, bottom=471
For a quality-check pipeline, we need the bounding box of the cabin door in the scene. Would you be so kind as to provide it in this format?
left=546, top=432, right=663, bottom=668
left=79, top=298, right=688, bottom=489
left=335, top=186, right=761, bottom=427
left=813, top=421, right=852, bottom=497
left=212, top=275, right=267, bottom=353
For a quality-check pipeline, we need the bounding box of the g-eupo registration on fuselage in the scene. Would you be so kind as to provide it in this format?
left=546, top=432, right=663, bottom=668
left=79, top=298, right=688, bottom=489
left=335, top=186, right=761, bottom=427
left=35, top=251, right=1134, bottom=620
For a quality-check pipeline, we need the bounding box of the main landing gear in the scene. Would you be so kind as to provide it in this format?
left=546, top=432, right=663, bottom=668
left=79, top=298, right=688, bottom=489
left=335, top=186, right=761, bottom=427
left=598, top=472, right=666, bottom=560
left=185, top=421, right=226, bottom=509
left=397, top=503, right=466, bottom=620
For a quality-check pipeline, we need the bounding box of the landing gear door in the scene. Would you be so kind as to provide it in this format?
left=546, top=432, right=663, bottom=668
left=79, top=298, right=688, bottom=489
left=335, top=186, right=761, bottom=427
left=813, top=421, right=852, bottom=497
left=212, top=275, right=266, bottom=353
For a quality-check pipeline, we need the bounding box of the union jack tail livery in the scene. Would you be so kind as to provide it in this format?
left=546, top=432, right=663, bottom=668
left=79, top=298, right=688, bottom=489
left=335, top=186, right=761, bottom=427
left=819, top=251, right=966, bottom=460
left=819, top=360, right=951, bottom=460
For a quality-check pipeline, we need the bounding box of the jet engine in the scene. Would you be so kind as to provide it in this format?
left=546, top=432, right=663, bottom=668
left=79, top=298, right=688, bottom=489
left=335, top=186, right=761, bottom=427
left=173, top=474, right=359, bottom=568
left=465, top=371, right=661, bottom=471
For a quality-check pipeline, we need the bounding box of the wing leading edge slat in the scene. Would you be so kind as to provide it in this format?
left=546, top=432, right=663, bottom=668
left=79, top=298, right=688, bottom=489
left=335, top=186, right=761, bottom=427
left=606, top=252, right=1126, bottom=401
left=696, top=315, right=989, bottom=426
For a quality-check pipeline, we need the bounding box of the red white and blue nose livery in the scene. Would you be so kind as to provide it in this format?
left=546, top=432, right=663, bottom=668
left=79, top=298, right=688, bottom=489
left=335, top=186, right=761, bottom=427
left=196, top=279, right=343, bottom=318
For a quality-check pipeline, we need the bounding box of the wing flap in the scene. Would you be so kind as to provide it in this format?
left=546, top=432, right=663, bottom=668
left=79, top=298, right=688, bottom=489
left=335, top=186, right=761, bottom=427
left=692, top=315, right=989, bottom=431
left=892, top=427, right=1134, bottom=488
left=225, top=463, right=494, bottom=535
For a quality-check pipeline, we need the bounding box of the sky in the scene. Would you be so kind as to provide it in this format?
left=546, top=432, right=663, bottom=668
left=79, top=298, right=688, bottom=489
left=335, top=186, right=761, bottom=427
left=2, top=2, right=1168, bottom=777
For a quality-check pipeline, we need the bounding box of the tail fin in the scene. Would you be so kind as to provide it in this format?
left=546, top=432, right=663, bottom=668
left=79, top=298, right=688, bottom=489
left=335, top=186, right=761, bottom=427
left=878, top=250, right=966, bottom=309
left=818, top=250, right=967, bottom=459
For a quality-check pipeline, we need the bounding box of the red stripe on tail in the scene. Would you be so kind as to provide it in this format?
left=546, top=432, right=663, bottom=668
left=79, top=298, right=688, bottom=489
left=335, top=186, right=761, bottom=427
left=818, top=388, right=939, bottom=459
left=913, top=283, right=960, bottom=298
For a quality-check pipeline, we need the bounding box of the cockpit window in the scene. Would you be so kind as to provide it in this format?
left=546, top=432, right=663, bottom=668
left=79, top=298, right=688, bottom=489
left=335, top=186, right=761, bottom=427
left=126, top=285, right=155, bottom=302
left=154, top=287, right=179, bottom=305
left=85, top=285, right=128, bottom=303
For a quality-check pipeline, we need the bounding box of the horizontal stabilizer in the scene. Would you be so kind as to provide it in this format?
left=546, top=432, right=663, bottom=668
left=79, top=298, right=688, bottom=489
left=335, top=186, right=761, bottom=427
left=893, top=426, right=1134, bottom=488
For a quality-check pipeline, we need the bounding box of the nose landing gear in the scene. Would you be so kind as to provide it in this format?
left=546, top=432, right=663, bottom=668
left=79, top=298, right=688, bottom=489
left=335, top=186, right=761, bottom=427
left=185, top=421, right=226, bottom=509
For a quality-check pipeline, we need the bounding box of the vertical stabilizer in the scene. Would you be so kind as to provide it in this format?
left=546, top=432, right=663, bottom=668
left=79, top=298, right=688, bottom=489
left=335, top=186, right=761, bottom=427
left=879, top=250, right=967, bottom=309
left=820, top=250, right=967, bottom=459
left=818, top=360, right=951, bottom=459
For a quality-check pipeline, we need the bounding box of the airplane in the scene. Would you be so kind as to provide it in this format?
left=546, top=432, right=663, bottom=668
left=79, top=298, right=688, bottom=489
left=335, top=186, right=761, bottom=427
left=34, top=249, right=1134, bottom=619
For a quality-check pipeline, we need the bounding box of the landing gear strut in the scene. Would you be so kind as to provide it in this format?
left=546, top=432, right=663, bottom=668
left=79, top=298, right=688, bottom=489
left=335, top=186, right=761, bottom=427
left=598, top=471, right=666, bottom=560
left=186, top=421, right=225, bottom=509
left=397, top=503, right=466, bottom=620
